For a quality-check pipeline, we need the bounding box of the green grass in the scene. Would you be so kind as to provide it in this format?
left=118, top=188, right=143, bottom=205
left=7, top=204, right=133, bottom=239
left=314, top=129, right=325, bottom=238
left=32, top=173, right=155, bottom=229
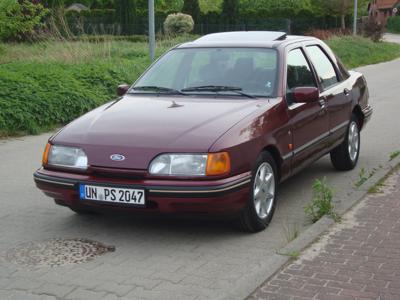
left=276, top=250, right=300, bottom=259
left=0, top=35, right=194, bottom=137
left=389, top=150, right=400, bottom=162
left=354, top=167, right=380, bottom=188
left=304, top=178, right=340, bottom=223
left=326, top=36, right=400, bottom=69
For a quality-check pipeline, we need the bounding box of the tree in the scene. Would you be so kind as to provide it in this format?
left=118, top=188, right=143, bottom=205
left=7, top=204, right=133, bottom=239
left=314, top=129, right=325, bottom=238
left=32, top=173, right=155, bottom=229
left=199, top=0, right=222, bottom=13
left=313, top=0, right=353, bottom=29
left=0, top=0, right=49, bottom=41
left=43, top=0, right=64, bottom=7
left=239, top=0, right=313, bottom=19
left=222, top=0, right=239, bottom=25
left=311, top=0, right=369, bottom=29
left=182, top=0, right=200, bottom=23
left=158, top=0, right=183, bottom=11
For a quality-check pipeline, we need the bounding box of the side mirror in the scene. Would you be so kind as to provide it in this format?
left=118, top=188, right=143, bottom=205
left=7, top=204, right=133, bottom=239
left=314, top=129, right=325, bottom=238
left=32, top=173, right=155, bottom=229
left=117, top=84, right=130, bottom=96
left=292, top=87, right=319, bottom=103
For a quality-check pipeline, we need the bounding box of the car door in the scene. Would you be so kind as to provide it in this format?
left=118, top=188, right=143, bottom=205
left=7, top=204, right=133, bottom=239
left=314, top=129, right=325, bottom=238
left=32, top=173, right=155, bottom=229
left=285, top=47, right=330, bottom=174
left=305, top=44, right=352, bottom=145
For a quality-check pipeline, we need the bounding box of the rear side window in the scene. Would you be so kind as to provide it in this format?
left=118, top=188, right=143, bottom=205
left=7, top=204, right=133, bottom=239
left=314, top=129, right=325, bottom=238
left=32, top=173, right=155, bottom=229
left=286, top=48, right=316, bottom=105
left=306, top=46, right=339, bottom=89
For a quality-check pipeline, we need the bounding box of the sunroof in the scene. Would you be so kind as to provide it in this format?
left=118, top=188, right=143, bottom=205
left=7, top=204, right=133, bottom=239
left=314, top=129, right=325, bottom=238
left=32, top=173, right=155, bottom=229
left=195, top=31, right=287, bottom=43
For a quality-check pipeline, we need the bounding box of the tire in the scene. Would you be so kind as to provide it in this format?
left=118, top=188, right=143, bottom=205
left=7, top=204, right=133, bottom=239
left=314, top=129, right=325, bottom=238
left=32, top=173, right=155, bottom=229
left=330, top=114, right=360, bottom=171
left=238, top=151, right=278, bottom=232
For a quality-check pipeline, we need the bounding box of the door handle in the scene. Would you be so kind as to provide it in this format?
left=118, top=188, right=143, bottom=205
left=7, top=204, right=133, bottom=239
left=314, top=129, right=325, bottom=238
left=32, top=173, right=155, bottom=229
left=344, top=88, right=351, bottom=96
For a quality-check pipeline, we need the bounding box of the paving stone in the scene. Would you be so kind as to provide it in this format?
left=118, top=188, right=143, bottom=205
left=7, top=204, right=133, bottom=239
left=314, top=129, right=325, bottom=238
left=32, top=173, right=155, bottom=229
left=126, top=286, right=197, bottom=300
left=93, top=282, right=134, bottom=297
left=0, top=289, right=13, bottom=300
left=34, top=282, right=76, bottom=298
left=122, top=276, right=161, bottom=290
left=249, top=171, right=400, bottom=300
left=7, top=290, right=57, bottom=300
left=4, top=277, right=44, bottom=291
left=65, top=288, right=107, bottom=300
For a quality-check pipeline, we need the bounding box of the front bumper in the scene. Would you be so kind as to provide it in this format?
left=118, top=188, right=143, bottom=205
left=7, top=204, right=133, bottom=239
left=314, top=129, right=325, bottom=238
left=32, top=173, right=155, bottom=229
left=33, top=168, right=252, bottom=215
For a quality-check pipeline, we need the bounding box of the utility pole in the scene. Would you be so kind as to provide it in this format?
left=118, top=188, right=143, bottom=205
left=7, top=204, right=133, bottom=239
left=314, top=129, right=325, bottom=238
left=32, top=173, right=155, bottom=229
left=353, top=0, right=358, bottom=35
left=148, top=0, right=155, bottom=61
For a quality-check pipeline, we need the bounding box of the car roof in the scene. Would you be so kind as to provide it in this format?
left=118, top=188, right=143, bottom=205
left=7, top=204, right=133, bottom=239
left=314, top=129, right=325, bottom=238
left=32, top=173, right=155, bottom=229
left=176, top=31, right=318, bottom=49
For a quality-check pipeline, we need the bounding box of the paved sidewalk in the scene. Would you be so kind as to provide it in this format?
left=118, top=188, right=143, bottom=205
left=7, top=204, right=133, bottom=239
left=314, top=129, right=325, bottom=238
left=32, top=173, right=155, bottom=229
left=383, top=33, right=400, bottom=44
left=249, top=169, right=400, bottom=300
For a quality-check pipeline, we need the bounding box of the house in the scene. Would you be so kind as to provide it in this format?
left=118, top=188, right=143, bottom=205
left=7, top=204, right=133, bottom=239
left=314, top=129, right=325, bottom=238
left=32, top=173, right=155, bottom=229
left=368, top=0, right=400, bottom=24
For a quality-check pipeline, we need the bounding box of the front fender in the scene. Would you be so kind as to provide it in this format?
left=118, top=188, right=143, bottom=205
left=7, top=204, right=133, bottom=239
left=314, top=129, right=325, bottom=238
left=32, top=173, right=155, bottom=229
left=209, top=99, right=291, bottom=178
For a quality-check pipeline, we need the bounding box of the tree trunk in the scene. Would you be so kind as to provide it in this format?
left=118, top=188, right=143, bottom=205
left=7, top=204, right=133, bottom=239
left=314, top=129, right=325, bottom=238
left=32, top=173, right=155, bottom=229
left=341, top=14, right=346, bottom=30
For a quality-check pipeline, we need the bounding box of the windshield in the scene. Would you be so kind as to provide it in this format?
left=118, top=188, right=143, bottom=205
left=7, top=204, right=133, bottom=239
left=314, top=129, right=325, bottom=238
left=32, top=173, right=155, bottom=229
left=133, top=47, right=278, bottom=97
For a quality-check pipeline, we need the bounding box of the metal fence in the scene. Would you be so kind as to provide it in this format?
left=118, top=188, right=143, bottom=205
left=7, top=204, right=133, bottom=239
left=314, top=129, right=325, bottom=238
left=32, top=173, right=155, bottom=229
left=66, top=17, right=344, bottom=36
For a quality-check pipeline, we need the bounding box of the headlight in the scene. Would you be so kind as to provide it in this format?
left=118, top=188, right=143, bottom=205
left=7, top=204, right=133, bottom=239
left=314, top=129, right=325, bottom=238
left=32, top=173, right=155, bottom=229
left=42, top=143, right=88, bottom=169
left=149, top=152, right=230, bottom=176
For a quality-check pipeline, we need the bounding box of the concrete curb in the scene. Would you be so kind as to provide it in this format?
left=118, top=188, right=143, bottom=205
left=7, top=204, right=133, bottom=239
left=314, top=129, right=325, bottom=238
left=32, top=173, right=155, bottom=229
left=221, top=155, right=400, bottom=300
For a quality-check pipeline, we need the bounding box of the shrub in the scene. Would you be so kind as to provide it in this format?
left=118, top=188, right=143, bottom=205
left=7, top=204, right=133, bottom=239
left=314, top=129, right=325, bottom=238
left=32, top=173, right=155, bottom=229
left=304, top=28, right=351, bottom=40
left=362, top=17, right=384, bottom=42
left=164, top=13, right=194, bottom=35
left=0, top=0, right=49, bottom=42
left=0, top=60, right=145, bottom=136
left=387, top=16, right=400, bottom=34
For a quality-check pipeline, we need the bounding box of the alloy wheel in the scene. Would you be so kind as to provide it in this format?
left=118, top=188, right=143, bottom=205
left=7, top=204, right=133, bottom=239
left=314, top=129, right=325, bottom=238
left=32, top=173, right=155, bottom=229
left=348, top=121, right=359, bottom=162
left=253, top=162, right=275, bottom=219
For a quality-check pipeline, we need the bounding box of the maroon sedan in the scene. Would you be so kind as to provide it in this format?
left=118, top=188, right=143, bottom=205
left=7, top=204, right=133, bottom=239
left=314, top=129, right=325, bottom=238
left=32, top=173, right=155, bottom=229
left=34, top=32, right=372, bottom=232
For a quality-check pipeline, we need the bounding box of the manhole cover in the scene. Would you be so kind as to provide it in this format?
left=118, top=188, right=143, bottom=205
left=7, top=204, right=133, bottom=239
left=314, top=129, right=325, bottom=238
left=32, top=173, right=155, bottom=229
left=5, top=238, right=115, bottom=267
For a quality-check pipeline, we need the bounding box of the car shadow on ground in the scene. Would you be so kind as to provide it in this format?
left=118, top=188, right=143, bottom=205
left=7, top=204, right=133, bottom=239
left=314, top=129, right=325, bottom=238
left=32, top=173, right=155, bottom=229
left=50, top=157, right=342, bottom=244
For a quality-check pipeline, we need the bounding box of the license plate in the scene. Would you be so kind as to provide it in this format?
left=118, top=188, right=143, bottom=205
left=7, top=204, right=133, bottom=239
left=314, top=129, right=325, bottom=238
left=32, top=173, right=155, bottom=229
left=79, top=184, right=145, bottom=206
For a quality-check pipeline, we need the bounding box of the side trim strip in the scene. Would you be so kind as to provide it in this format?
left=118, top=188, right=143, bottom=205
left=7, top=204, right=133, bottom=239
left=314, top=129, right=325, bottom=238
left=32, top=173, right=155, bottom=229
left=148, top=179, right=251, bottom=194
left=294, top=132, right=329, bottom=155
left=283, top=120, right=349, bottom=160
left=34, top=171, right=252, bottom=195
left=288, top=103, right=306, bottom=110
left=282, top=153, right=293, bottom=161
left=330, top=121, right=349, bottom=134
left=34, top=177, right=75, bottom=187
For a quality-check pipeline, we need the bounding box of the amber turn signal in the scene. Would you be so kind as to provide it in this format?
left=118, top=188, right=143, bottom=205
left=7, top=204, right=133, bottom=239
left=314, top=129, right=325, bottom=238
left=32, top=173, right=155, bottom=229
left=206, top=152, right=231, bottom=176
left=42, top=143, right=51, bottom=165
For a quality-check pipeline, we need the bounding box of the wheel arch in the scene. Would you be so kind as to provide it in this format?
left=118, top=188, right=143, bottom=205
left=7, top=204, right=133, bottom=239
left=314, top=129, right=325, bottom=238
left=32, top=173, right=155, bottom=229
left=261, top=145, right=283, bottom=181
left=352, top=105, right=365, bottom=130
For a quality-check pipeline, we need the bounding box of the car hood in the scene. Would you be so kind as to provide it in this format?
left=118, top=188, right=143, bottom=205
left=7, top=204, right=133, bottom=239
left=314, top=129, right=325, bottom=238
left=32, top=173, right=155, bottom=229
left=52, top=95, right=266, bottom=169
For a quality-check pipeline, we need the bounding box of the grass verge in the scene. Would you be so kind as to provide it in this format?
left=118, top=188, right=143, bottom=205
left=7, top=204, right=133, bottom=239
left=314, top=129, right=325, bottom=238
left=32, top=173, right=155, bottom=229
left=326, top=36, right=400, bottom=69
left=0, top=36, right=193, bottom=137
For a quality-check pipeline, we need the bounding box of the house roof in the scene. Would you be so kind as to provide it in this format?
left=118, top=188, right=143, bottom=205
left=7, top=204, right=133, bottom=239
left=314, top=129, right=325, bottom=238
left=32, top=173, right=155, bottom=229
left=375, top=0, right=399, bottom=9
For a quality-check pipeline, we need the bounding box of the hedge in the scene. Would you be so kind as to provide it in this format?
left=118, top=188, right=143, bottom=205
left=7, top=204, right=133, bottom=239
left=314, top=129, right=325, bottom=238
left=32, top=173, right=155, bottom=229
left=0, top=59, right=147, bottom=136
left=387, top=16, right=400, bottom=33
left=64, top=8, right=344, bottom=36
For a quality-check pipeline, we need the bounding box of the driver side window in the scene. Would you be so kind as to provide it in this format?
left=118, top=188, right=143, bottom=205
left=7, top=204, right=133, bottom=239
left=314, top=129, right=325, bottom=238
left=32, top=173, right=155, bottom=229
left=286, top=48, right=317, bottom=106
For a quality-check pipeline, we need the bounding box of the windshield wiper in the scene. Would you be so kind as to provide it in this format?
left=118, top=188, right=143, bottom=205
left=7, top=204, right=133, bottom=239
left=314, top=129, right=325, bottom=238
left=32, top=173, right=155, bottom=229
left=181, top=85, right=257, bottom=99
left=130, top=86, right=185, bottom=95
